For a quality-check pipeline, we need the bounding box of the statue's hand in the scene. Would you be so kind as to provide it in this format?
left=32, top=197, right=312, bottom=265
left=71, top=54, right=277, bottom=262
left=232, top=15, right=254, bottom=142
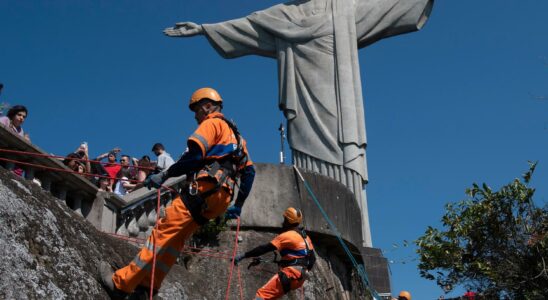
left=164, top=22, right=203, bottom=37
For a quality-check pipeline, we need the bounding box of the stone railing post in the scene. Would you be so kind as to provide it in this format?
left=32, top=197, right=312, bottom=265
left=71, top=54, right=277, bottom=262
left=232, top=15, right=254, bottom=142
left=41, top=176, right=52, bottom=192
left=58, top=187, right=67, bottom=202
left=24, top=167, right=35, bottom=180
left=116, top=214, right=129, bottom=236
left=5, top=161, right=15, bottom=171
left=73, top=194, right=83, bottom=216
left=127, top=214, right=139, bottom=237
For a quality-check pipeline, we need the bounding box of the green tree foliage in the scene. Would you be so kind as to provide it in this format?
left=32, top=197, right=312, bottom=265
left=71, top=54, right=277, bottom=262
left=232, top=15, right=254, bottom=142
left=416, top=162, right=548, bottom=298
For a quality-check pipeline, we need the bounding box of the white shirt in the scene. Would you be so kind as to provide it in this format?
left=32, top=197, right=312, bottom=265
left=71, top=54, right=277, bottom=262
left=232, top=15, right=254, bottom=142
left=114, top=177, right=129, bottom=196
left=157, top=152, right=175, bottom=171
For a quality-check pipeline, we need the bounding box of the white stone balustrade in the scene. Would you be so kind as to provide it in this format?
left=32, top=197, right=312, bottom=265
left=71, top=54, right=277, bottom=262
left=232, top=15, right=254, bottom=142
left=0, top=125, right=124, bottom=232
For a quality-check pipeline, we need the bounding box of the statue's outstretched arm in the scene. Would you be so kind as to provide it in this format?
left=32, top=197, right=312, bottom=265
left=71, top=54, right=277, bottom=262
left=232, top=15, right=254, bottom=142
left=165, top=18, right=277, bottom=59
left=355, top=0, right=433, bottom=48
left=164, top=22, right=203, bottom=37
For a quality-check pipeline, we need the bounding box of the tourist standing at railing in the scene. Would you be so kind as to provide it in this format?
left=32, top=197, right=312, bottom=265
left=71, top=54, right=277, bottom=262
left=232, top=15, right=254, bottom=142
left=61, top=143, right=94, bottom=181
left=63, top=153, right=82, bottom=172
left=70, top=142, right=111, bottom=186
left=95, top=147, right=121, bottom=189
left=120, top=154, right=139, bottom=181
left=113, top=155, right=138, bottom=194
left=97, top=176, right=113, bottom=192
left=132, top=155, right=155, bottom=190
left=0, top=105, right=30, bottom=142
left=151, top=143, right=174, bottom=172
left=0, top=105, right=30, bottom=176
left=76, top=162, right=86, bottom=174
left=73, top=142, right=92, bottom=174
left=113, top=167, right=136, bottom=196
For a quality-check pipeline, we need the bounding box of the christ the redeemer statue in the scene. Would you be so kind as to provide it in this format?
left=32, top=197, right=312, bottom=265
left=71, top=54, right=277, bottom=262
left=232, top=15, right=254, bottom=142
left=165, top=0, right=434, bottom=247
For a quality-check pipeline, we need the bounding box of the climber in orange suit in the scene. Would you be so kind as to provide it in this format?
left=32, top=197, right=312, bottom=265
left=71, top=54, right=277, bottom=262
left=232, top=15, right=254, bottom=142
left=98, top=87, right=255, bottom=298
left=235, top=207, right=316, bottom=300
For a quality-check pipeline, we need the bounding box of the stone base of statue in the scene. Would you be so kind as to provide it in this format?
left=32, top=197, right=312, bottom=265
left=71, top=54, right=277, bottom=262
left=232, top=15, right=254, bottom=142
left=293, top=150, right=372, bottom=247
left=241, top=163, right=390, bottom=295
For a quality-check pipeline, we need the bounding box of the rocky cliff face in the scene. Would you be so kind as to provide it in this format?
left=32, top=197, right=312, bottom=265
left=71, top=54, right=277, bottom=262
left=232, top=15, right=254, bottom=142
left=0, top=168, right=369, bottom=299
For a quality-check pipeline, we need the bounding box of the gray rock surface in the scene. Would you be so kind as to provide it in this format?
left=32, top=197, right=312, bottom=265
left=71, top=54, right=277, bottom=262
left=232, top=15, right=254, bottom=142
left=0, top=167, right=369, bottom=299
left=0, top=168, right=133, bottom=299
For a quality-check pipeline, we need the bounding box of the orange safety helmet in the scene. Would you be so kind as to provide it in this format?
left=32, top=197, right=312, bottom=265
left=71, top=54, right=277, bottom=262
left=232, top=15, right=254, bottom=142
left=189, top=87, right=223, bottom=109
left=398, top=291, right=411, bottom=300
left=283, top=207, right=303, bottom=225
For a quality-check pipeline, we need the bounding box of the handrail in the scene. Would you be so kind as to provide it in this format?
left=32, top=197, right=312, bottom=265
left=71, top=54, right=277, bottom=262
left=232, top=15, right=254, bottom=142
left=119, top=175, right=187, bottom=214
left=0, top=125, right=98, bottom=196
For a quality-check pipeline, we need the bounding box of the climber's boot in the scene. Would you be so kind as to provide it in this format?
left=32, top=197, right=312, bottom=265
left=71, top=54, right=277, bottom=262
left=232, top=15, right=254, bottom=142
left=97, top=261, right=128, bottom=299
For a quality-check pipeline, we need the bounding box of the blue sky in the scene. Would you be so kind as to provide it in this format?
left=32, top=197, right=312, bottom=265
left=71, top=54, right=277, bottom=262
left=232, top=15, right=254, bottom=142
left=1, top=1, right=547, bottom=298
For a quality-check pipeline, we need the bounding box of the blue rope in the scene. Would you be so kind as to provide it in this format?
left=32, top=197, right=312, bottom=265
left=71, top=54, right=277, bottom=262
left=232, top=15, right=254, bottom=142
left=294, top=166, right=381, bottom=300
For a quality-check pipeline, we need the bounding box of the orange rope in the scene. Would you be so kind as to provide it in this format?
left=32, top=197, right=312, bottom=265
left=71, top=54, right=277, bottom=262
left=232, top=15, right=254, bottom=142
left=105, top=232, right=235, bottom=259
left=225, top=217, right=241, bottom=300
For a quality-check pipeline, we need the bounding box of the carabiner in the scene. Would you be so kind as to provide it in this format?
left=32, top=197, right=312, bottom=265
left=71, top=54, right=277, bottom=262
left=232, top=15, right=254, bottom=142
left=189, top=180, right=198, bottom=196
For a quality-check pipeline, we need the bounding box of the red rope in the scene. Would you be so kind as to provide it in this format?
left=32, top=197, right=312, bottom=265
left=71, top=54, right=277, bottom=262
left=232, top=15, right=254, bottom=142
left=225, top=217, right=241, bottom=300
left=104, top=240, right=232, bottom=260
left=0, top=147, right=155, bottom=171
left=182, top=250, right=231, bottom=260
left=0, top=156, right=121, bottom=180
left=105, top=232, right=235, bottom=259
left=182, top=245, right=233, bottom=255
left=105, top=232, right=146, bottom=244
left=0, top=156, right=145, bottom=184
left=250, top=266, right=276, bottom=275
left=0, top=150, right=187, bottom=195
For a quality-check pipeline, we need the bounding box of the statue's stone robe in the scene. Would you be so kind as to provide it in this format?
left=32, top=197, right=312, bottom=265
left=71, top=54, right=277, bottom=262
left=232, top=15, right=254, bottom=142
left=202, top=0, right=433, bottom=246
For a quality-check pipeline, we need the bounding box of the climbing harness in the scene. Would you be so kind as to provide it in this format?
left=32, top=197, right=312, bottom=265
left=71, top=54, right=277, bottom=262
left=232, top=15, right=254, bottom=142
left=183, top=116, right=246, bottom=225
left=274, top=228, right=314, bottom=295
left=277, top=228, right=315, bottom=271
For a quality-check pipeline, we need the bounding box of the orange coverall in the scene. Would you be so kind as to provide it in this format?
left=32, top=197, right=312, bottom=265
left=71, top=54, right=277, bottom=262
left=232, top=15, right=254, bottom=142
left=112, top=112, right=253, bottom=293
left=255, top=230, right=315, bottom=299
